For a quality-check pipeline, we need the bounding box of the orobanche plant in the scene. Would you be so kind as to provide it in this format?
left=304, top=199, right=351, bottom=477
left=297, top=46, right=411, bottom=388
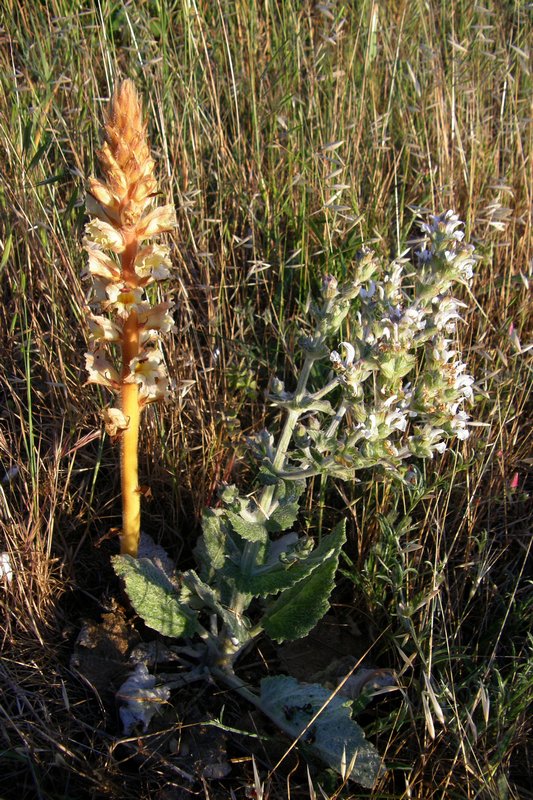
left=83, top=80, right=176, bottom=557
left=92, top=84, right=475, bottom=783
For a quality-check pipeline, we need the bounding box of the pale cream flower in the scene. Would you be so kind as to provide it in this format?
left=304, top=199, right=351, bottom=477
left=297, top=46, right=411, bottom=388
left=330, top=341, right=356, bottom=368
left=449, top=361, right=475, bottom=401
left=141, top=373, right=172, bottom=404
left=125, top=350, right=166, bottom=386
left=89, top=276, right=111, bottom=304
left=134, top=244, right=173, bottom=283
left=359, top=414, right=380, bottom=441
left=125, top=349, right=171, bottom=403
left=84, top=247, right=121, bottom=283
left=135, top=205, right=177, bottom=240
left=105, top=284, right=145, bottom=316
left=84, top=219, right=125, bottom=253
left=85, top=349, right=120, bottom=389
left=88, top=313, right=122, bottom=342
left=137, top=302, right=175, bottom=334
left=385, top=408, right=408, bottom=433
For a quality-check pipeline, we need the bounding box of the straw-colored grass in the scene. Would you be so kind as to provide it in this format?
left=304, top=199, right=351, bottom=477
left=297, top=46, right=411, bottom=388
left=0, top=1, right=531, bottom=798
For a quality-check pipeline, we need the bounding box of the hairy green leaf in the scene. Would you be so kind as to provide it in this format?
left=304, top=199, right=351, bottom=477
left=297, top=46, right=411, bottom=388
left=112, top=556, right=198, bottom=638
left=261, top=520, right=346, bottom=640
left=260, top=675, right=382, bottom=788
left=266, top=501, right=300, bottom=532
left=257, top=465, right=279, bottom=486
left=227, top=510, right=268, bottom=543
left=231, top=518, right=346, bottom=597
left=182, top=569, right=251, bottom=644
left=200, top=509, right=233, bottom=570
left=301, top=397, right=335, bottom=414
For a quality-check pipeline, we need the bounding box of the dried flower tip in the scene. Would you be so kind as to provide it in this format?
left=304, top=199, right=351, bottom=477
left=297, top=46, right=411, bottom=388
left=96, top=80, right=158, bottom=227
left=101, top=407, right=130, bottom=437
left=86, top=178, right=121, bottom=225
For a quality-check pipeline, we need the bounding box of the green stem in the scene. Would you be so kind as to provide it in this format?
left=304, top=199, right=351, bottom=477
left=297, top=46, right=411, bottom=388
left=232, top=356, right=317, bottom=618
left=316, top=399, right=350, bottom=537
left=310, top=377, right=339, bottom=401
left=259, top=352, right=316, bottom=517
left=227, top=302, right=337, bottom=636
left=211, top=666, right=263, bottom=709
left=326, top=399, right=349, bottom=439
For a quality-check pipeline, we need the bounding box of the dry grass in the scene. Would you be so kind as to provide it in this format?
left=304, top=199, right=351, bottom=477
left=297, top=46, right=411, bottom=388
left=0, top=0, right=531, bottom=797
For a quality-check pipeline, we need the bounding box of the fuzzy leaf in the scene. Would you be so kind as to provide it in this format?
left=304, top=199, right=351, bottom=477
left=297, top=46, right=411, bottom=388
left=231, top=519, right=346, bottom=597
left=257, top=466, right=279, bottom=486
left=270, top=396, right=334, bottom=414
left=260, top=675, right=382, bottom=788
left=227, top=510, right=268, bottom=543
left=261, top=520, right=346, bottom=641
left=266, top=501, right=300, bottom=533
left=301, top=397, right=335, bottom=414
left=200, top=509, right=232, bottom=570
left=278, top=478, right=307, bottom=503
left=182, top=569, right=251, bottom=644
left=112, top=556, right=198, bottom=638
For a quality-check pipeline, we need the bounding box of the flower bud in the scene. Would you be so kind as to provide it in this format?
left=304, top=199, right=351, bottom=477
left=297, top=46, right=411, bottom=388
left=294, top=424, right=311, bottom=448
left=270, top=377, right=285, bottom=396
left=321, top=273, right=339, bottom=299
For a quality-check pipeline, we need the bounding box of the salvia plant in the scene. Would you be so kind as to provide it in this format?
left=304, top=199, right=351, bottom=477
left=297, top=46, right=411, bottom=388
left=84, top=82, right=477, bottom=787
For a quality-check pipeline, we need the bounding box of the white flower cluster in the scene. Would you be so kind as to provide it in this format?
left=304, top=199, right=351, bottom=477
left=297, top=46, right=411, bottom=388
left=418, top=210, right=476, bottom=283
left=83, top=223, right=176, bottom=419
left=328, top=212, right=476, bottom=466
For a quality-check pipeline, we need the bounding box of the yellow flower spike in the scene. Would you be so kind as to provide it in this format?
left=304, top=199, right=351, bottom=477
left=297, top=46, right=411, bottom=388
left=84, top=79, right=176, bottom=557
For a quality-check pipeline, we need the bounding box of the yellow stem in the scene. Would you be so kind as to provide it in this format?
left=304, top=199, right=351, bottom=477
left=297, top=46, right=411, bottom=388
left=120, top=236, right=141, bottom=556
